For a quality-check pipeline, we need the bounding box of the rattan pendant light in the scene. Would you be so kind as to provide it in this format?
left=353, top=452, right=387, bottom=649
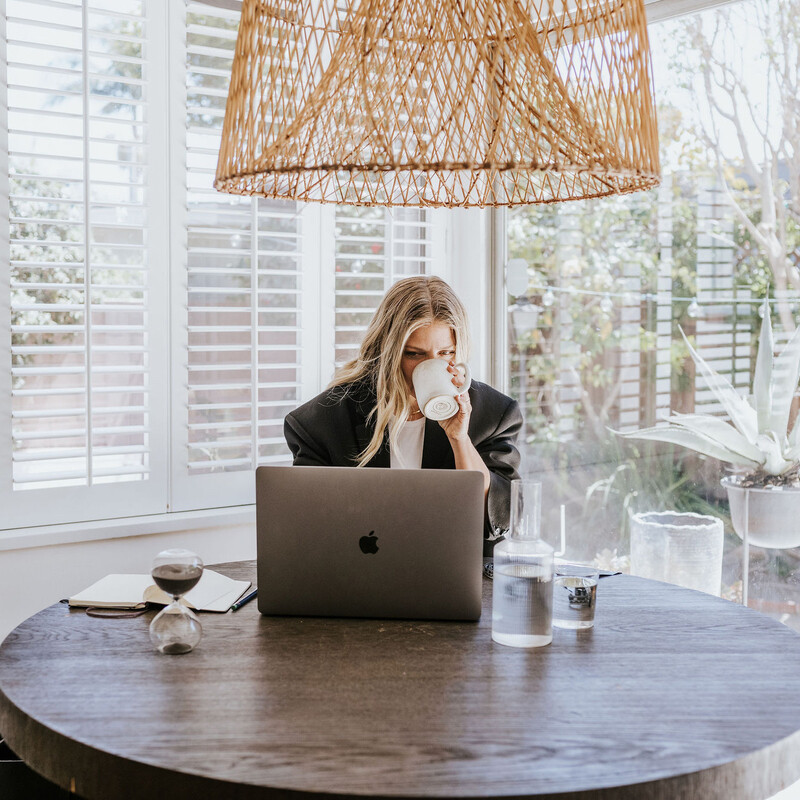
left=215, top=0, right=661, bottom=207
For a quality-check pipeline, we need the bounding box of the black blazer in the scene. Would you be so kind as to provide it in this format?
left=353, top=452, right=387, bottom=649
left=284, top=379, right=523, bottom=554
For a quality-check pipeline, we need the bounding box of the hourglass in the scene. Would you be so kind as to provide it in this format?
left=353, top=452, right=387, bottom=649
left=149, top=549, right=204, bottom=654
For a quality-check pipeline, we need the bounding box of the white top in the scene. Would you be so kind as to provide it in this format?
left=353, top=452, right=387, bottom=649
left=390, top=417, right=425, bottom=469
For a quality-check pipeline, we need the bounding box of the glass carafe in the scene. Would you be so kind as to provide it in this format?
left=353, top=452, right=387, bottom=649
left=492, top=480, right=554, bottom=648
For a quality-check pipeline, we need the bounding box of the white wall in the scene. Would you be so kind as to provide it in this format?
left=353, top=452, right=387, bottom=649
left=0, top=522, right=256, bottom=644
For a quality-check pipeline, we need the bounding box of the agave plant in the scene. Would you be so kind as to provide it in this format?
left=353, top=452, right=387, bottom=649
left=620, top=298, right=800, bottom=484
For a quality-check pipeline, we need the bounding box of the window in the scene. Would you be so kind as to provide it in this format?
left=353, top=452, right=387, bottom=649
left=333, top=206, right=437, bottom=366
left=0, top=0, right=443, bottom=530
left=2, top=0, right=169, bottom=528
left=502, top=0, right=800, bottom=623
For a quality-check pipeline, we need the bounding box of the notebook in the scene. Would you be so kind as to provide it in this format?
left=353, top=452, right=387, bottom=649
left=255, top=465, right=485, bottom=620
left=68, top=569, right=251, bottom=613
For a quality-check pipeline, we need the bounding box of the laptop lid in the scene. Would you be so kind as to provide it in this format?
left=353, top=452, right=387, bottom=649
left=256, top=465, right=484, bottom=621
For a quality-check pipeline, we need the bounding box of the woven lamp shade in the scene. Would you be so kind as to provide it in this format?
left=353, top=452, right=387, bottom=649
left=215, top=0, right=661, bottom=207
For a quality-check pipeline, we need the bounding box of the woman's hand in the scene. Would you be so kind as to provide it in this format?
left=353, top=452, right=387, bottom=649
left=438, top=361, right=471, bottom=442
left=438, top=363, right=489, bottom=493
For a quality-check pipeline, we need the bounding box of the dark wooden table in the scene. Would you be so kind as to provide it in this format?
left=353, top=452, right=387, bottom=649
left=2, top=561, right=800, bottom=800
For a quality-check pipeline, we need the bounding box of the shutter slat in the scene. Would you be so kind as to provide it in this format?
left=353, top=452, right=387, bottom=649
left=12, top=387, right=86, bottom=398
left=13, top=406, right=145, bottom=419
left=189, top=421, right=251, bottom=432
left=15, top=0, right=82, bottom=13
left=188, top=362, right=298, bottom=371
left=13, top=445, right=146, bottom=463
left=187, top=344, right=299, bottom=352
left=7, top=16, right=82, bottom=34
left=189, top=381, right=300, bottom=392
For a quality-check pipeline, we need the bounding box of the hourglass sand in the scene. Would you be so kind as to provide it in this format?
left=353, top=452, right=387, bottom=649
left=149, top=549, right=204, bottom=654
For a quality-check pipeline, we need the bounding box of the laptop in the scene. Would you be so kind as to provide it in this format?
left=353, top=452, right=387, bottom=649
left=255, top=465, right=485, bottom=621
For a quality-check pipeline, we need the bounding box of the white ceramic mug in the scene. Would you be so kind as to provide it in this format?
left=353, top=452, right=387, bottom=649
left=411, top=359, right=472, bottom=420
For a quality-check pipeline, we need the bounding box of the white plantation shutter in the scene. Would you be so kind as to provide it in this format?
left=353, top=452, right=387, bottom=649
left=1, top=0, right=169, bottom=528
left=172, top=1, right=304, bottom=510
left=0, top=0, right=445, bottom=531
left=334, top=207, right=437, bottom=366
left=184, top=199, right=302, bottom=476
left=172, top=3, right=441, bottom=511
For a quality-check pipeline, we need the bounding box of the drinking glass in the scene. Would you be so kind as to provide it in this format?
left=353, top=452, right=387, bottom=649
left=149, top=549, right=204, bottom=654
left=553, top=564, right=598, bottom=630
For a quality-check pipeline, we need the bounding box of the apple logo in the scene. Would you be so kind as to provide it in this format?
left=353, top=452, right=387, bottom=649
left=359, top=531, right=379, bottom=554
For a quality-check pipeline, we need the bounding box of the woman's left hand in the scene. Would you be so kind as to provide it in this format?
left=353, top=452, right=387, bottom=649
left=438, top=361, right=471, bottom=441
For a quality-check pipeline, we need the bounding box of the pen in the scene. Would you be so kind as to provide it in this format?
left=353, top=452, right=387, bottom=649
left=231, top=589, right=257, bottom=612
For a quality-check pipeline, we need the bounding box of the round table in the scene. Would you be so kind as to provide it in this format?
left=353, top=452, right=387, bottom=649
left=1, top=561, right=800, bottom=799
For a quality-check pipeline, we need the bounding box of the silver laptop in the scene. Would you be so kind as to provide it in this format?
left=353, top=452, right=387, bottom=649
left=256, top=465, right=484, bottom=620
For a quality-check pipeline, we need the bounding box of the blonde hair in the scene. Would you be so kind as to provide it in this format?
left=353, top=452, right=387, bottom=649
left=330, top=275, right=471, bottom=466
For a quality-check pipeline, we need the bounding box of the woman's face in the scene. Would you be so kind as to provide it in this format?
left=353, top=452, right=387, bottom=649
left=400, top=321, right=456, bottom=396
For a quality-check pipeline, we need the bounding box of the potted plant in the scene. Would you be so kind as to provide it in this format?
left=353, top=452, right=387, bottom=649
left=619, top=298, right=800, bottom=549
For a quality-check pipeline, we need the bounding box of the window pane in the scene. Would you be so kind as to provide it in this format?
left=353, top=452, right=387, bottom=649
left=504, top=0, right=800, bottom=626
left=7, top=0, right=149, bottom=490
left=334, top=207, right=433, bottom=365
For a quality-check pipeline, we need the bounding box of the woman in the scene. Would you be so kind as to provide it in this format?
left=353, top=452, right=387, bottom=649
left=284, top=275, right=522, bottom=554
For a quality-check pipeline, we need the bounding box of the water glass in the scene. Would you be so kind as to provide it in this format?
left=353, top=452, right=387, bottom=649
left=553, top=564, right=598, bottom=630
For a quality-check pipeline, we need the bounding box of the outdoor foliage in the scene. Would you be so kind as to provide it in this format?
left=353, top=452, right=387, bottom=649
left=622, top=300, right=800, bottom=484
left=507, top=0, right=800, bottom=557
